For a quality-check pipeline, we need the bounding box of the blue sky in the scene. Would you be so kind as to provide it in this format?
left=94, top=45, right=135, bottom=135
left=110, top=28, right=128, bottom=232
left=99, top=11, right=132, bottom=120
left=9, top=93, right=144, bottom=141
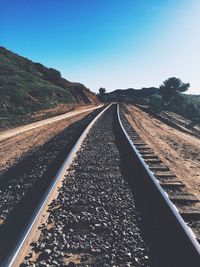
left=1, top=0, right=200, bottom=94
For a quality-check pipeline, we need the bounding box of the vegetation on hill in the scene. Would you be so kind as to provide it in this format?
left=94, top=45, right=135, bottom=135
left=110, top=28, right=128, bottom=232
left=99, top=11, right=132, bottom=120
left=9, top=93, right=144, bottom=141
left=0, top=47, right=98, bottom=129
left=97, top=78, right=200, bottom=125
left=97, top=87, right=159, bottom=103
left=160, top=77, right=190, bottom=105
left=149, top=78, right=200, bottom=125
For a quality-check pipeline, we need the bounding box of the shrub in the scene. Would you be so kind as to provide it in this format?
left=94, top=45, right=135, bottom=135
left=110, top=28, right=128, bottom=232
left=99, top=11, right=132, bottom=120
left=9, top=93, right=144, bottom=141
left=148, top=94, right=162, bottom=112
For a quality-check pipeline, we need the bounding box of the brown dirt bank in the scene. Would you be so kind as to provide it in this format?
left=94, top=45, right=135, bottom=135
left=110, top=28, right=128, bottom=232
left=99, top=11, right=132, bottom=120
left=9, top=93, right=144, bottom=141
left=0, top=103, right=97, bottom=131
left=124, top=104, right=200, bottom=200
left=0, top=110, right=93, bottom=173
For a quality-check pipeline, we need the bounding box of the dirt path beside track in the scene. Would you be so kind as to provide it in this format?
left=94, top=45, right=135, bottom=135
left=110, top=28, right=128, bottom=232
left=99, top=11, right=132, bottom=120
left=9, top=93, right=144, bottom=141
left=0, top=110, right=95, bottom=173
left=124, top=104, right=200, bottom=199
left=0, top=105, right=102, bottom=142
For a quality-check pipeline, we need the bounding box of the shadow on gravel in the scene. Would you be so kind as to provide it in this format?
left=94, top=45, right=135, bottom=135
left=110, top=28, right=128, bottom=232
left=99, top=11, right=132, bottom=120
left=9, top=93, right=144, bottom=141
left=0, top=108, right=103, bottom=263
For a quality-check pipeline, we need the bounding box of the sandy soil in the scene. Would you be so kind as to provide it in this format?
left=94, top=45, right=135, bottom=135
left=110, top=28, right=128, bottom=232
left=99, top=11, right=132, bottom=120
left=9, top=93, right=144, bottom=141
left=0, top=110, right=93, bottom=173
left=124, top=104, right=200, bottom=199
left=0, top=105, right=101, bottom=142
left=0, top=103, right=99, bottom=132
left=23, top=104, right=95, bottom=123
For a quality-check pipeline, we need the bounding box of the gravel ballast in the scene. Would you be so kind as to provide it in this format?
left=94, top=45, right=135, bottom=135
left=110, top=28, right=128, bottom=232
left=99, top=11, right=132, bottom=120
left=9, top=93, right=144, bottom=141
left=23, top=106, right=150, bottom=266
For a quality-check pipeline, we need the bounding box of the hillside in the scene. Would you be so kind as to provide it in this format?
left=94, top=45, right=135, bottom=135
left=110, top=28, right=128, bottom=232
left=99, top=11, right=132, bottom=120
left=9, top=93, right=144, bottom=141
left=103, top=87, right=200, bottom=106
left=101, top=87, right=200, bottom=125
left=0, top=47, right=98, bottom=128
left=105, top=87, right=159, bottom=102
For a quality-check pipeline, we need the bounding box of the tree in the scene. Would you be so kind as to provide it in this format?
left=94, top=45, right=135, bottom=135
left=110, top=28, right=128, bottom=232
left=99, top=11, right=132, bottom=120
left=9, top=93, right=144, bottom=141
left=99, top=87, right=106, bottom=94
left=98, top=87, right=107, bottom=102
left=160, top=77, right=190, bottom=106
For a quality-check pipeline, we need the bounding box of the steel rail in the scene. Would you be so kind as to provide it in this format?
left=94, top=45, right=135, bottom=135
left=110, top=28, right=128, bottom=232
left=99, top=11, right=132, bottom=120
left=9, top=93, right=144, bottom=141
left=2, top=103, right=112, bottom=267
left=117, top=103, right=200, bottom=263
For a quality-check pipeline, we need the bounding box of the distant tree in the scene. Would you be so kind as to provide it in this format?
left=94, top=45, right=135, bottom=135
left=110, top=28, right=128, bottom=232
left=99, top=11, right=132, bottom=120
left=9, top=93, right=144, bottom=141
left=98, top=87, right=107, bottom=102
left=99, top=87, right=106, bottom=94
left=160, top=77, right=190, bottom=107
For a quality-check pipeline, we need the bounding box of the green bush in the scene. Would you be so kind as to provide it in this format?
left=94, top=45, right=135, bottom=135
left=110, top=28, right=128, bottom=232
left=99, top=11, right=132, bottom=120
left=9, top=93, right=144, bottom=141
left=149, top=94, right=162, bottom=112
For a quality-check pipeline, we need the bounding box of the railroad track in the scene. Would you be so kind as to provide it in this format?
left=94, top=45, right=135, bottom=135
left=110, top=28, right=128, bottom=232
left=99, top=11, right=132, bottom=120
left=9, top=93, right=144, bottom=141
left=121, top=104, right=200, bottom=242
left=2, top=104, right=200, bottom=266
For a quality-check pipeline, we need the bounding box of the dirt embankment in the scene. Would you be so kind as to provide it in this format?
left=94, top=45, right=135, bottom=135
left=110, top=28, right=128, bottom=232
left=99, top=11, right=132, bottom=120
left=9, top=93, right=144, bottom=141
left=0, top=109, right=93, bottom=173
left=24, top=104, right=83, bottom=122
left=124, top=104, right=200, bottom=199
left=0, top=103, right=97, bottom=131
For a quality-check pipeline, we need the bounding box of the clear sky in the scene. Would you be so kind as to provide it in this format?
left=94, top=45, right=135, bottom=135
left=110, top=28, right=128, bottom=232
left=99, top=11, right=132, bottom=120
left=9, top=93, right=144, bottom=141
left=1, top=0, right=200, bottom=94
